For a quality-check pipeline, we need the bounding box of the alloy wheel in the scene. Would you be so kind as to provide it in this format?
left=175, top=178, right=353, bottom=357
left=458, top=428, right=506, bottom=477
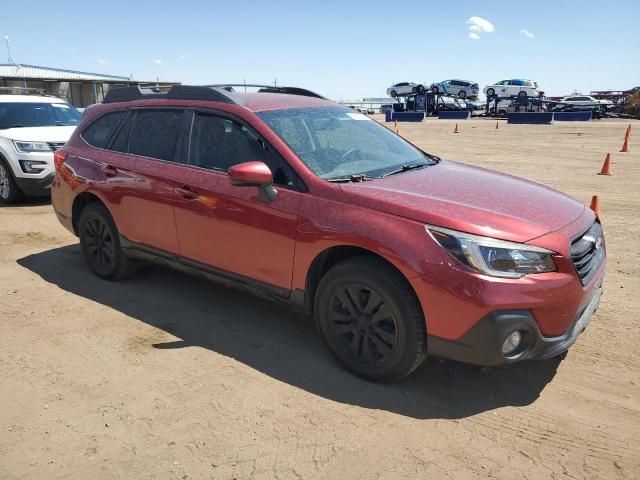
left=328, top=284, right=399, bottom=365
left=83, top=217, right=115, bottom=272
left=0, top=164, right=10, bottom=199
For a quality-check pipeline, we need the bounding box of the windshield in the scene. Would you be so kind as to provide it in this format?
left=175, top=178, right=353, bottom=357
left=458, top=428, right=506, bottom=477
left=0, top=102, right=82, bottom=129
left=257, top=107, right=437, bottom=180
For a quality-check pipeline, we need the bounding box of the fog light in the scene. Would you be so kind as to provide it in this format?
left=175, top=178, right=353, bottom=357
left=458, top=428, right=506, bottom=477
left=502, top=331, right=522, bottom=356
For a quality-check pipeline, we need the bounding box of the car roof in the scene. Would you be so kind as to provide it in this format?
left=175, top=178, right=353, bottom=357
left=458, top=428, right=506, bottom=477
left=0, top=94, right=68, bottom=104
left=235, top=92, right=339, bottom=112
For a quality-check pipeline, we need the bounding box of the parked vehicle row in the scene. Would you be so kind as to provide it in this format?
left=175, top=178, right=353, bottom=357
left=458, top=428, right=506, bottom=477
left=386, top=78, right=543, bottom=100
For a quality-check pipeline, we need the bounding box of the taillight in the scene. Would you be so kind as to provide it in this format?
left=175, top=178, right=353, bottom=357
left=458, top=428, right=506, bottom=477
left=54, top=149, right=69, bottom=168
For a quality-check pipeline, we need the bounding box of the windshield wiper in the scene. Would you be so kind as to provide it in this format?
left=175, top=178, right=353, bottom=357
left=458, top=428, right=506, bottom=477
left=380, top=163, right=430, bottom=178
left=326, top=173, right=369, bottom=183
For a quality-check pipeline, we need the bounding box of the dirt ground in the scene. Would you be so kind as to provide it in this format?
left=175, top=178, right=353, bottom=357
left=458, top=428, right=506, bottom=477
left=1, top=118, right=639, bottom=480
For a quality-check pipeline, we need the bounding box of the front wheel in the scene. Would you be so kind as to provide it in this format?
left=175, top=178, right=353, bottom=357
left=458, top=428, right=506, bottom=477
left=518, top=91, right=528, bottom=99
left=431, top=86, right=439, bottom=94
left=390, top=90, right=397, bottom=98
left=0, top=159, right=25, bottom=205
left=416, top=84, right=425, bottom=94
left=458, top=90, right=467, bottom=99
left=79, top=203, right=135, bottom=280
left=315, top=256, right=427, bottom=382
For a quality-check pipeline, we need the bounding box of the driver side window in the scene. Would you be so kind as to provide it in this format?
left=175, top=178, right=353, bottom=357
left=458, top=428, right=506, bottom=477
left=189, top=112, right=298, bottom=188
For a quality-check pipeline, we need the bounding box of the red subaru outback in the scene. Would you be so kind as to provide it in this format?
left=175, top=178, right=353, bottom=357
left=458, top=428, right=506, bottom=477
left=51, top=85, right=605, bottom=381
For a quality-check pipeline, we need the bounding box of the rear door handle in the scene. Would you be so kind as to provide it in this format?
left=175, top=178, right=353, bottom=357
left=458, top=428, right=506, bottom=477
left=175, top=186, right=199, bottom=200
left=101, top=165, right=118, bottom=177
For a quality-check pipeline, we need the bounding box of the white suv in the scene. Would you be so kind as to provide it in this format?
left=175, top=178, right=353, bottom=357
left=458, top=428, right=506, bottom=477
left=0, top=92, right=81, bottom=204
left=483, top=79, right=540, bottom=98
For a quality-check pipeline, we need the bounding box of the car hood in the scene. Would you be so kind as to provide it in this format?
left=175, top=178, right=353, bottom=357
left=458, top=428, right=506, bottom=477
left=339, top=160, right=585, bottom=243
left=0, top=126, right=76, bottom=142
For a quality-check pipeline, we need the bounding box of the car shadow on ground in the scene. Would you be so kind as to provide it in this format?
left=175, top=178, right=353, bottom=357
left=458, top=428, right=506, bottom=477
left=18, top=245, right=561, bottom=420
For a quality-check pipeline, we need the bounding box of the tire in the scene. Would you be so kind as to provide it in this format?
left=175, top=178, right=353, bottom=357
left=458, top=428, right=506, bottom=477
left=458, top=90, right=467, bottom=99
left=78, top=202, right=135, bottom=280
left=390, top=90, right=397, bottom=98
left=486, top=88, right=495, bottom=97
left=314, top=256, right=427, bottom=382
left=499, top=109, right=507, bottom=116
left=416, top=84, right=425, bottom=94
left=431, top=86, right=439, bottom=94
left=518, top=91, right=528, bottom=99
left=0, top=158, right=25, bottom=205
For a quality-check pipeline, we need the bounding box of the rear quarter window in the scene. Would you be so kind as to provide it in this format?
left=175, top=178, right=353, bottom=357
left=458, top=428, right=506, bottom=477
left=81, top=111, right=127, bottom=149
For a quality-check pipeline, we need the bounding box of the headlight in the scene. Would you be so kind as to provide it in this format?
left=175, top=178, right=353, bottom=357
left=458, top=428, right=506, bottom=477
left=13, top=141, right=52, bottom=153
left=426, top=225, right=556, bottom=278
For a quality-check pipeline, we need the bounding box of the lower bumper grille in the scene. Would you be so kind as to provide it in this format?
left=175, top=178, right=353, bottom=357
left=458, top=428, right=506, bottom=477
left=571, top=221, right=605, bottom=285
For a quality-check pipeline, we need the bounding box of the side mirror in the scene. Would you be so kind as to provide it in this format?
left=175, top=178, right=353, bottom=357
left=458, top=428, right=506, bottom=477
left=228, top=161, right=277, bottom=201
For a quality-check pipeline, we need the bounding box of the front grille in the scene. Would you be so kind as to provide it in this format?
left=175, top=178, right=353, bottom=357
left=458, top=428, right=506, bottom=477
left=47, top=142, right=65, bottom=151
left=571, top=222, right=605, bottom=285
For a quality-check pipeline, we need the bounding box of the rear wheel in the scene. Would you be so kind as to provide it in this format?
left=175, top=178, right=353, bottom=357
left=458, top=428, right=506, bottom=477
left=0, top=159, right=25, bottom=205
left=390, top=90, right=397, bottom=98
left=518, top=90, right=528, bottom=99
left=431, top=85, right=439, bottom=94
left=416, top=84, right=425, bottom=94
left=315, top=256, right=427, bottom=382
left=486, top=88, right=495, bottom=97
left=78, top=203, right=135, bottom=280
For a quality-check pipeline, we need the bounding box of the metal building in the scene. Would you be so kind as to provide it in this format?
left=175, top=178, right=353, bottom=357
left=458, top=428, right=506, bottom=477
left=0, top=64, right=180, bottom=107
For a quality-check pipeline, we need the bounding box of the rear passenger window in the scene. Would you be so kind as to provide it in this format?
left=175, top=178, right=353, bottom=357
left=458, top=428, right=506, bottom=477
left=110, top=112, right=134, bottom=153
left=82, top=111, right=127, bottom=149
left=189, top=113, right=297, bottom=188
left=129, top=109, right=188, bottom=162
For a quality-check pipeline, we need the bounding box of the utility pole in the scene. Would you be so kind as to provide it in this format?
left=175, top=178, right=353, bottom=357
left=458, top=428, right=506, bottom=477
left=273, top=77, right=278, bottom=87
left=4, top=35, right=14, bottom=64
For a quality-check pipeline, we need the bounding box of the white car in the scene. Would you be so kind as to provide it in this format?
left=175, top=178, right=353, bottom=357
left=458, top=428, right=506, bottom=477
left=0, top=93, right=81, bottom=204
left=560, top=95, right=612, bottom=106
left=483, top=79, right=540, bottom=98
left=386, top=82, right=425, bottom=98
left=429, top=79, right=479, bottom=98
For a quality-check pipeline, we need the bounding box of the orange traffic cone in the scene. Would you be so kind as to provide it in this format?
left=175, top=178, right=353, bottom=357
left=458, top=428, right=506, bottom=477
left=495, top=121, right=499, bottom=130
left=453, top=123, right=459, bottom=134
left=394, top=119, right=398, bottom=127
left=626, top=124, right=631, bottom=138
left=620, top=136, right=629, bottom=152
left=589, top=195, right=601, bottom=217
left=598, top=153, right=612, bottom=175
left=395, top=127, right=399, bottom=135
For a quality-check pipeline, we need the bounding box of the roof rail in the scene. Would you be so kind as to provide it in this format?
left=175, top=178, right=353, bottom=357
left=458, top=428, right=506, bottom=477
left=103, top=85, right=237, bottom=104
left=206, top=84, right=327, bottom=99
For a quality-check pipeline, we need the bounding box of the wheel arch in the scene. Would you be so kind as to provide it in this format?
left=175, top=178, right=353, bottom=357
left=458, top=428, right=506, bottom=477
left=71, top=191, right=114, bottom=235
left=302, top=245, right=421, bottom=316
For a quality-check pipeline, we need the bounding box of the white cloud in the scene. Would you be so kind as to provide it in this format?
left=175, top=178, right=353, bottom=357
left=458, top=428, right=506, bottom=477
left=469, top=32, right=480, bottom=40
left=97, top=59, right=107, bottom=64
left=521, top=29, right=535, bottom=38
left=466, top=16, right=495, bottom=33
left=154, top=59, right=162, bottom=64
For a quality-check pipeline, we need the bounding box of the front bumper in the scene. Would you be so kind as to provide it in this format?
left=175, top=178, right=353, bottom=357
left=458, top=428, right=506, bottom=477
left=14, top=172, right=55, bottom=196
left=428, top=284, right=602, bottom=366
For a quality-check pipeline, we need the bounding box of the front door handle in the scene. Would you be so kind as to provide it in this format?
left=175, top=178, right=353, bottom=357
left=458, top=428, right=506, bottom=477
left=101, top=165, right=118, bottom=177
left=175, top=186, right=199, bottom=200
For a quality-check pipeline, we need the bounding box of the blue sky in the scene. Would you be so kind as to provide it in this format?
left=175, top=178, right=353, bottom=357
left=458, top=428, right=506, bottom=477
left=2, top=0, right=638, bottom=100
